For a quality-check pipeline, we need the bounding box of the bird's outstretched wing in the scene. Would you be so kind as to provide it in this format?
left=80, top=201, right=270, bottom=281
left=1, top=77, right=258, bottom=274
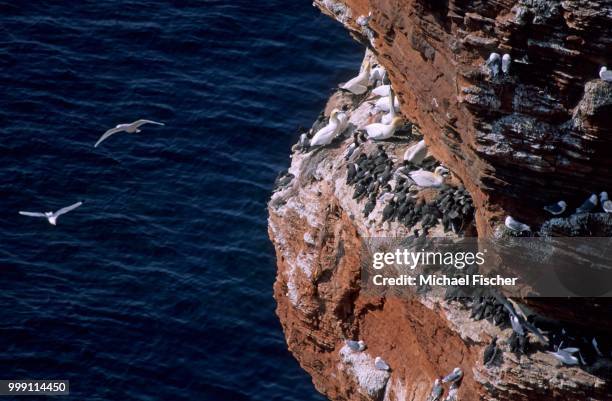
left=54, top=201, right=83, bottom=217
left=95, top=127, right=126, bottom=148
left=133, top=119, right=165, bottom=128
left=19, top=211, right=47, bottom=218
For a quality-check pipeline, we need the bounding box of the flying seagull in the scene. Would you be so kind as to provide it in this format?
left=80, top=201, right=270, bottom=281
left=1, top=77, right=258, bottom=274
left=95, top=119, right=165, bottom=148
left=19, top=201, right=83, bottom=225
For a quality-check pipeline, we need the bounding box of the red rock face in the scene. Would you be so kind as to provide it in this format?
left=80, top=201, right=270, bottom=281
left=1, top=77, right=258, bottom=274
left=316, top=0, right=612, bottom=236
left=268, top=1, right=612, bottom=400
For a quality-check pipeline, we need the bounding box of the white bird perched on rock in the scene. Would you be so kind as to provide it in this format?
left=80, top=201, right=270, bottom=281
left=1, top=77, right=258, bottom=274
left=369, top=65, right=386, bottom=85
left=510, top=314, right=525, bottom=336
left=600, top=192, right=612, bottom=213
left=356, top=13, right=372, bottom=27
left=374, top=94, right=400, bottom=112
left=346, top=340, right=366, bottom=352
left=374, top=356, right=390, bottom=371
left=426, top=379, right=443, bottom=401
left=381, top=89, right=397, bottom=124
left=599, top=67, right=612, bottom=82
left=364, top=117, right=403, bottom=141
left=310, top=109, right=346, bottom=147
left=575, top=194, right=598, bottom=214
left=501, top=54, right=511, bottom=74
left=544, top=200, right=567, bottom=215
left=441, top=367, right=463, bottom=383
left=548, top=347, right=579, bottom=366
left=371, top=84, right=391, bottom=97
left=340, top=61, right=370, bottom=95
left=19, top=201, right=83, bottom=225
left=443, top=383, right=459, bottom=401
left=409, top=166, right=447, bottom=188
left=504, top=216, right=531, bottom=232
left=486, top=52, right=501, bottom=77
left=403, top=139, right=427, bottom=164
left=95, top=119, right=165, bottom=148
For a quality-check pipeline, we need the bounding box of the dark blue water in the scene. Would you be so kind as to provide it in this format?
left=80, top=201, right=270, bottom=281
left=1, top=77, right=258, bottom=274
left=0, top=1, right=362, bottom=400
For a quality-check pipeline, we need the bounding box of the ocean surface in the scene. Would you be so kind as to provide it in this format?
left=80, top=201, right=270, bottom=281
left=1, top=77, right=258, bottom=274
left=0, top=1, right=362, bottom=400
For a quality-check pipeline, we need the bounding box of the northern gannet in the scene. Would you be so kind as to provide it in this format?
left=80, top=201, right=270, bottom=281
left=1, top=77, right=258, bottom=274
left=309, top=109, right=345, bottom=147
left=369, top=65, right=386, bottom=85
left=19, top=201, right=83, bottom=225
left=374, top=94, right=400, bottom=112
left=340, top=61, right=370, bottom=95
left=381, top=89, right=396, bottom=124
left=364, top=117, right=403, bottom=140
left=95, top=119, right=165, bottom=147
left=403, top=139, right=427, bottom=164
left=409, top=166, right=447, bottom=188
left=371, top=84, right=391, bottom=97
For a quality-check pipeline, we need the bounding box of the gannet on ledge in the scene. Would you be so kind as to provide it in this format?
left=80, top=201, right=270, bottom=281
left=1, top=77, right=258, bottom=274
left=409, top=166, right=447, bottom=188
left=340, top=61, right=370, bottom=95
left=364, top=117, right=403, bottom=141
left=309, top=109, right=347, bottom=147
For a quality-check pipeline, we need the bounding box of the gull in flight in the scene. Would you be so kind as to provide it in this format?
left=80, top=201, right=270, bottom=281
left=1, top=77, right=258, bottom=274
left=19, top=201, right=83, bottom=225
left=95, top=119, right=165, bottom=147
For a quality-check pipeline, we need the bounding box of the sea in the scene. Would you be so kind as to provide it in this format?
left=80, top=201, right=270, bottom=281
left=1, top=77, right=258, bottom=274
left=0, top=1, right=362, bottom=400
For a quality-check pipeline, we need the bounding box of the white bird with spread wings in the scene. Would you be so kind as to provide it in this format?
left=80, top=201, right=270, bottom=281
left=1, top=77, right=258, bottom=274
left=95, top=119, right=165, bottom=147
left=19, top=202, right=83, bottom=225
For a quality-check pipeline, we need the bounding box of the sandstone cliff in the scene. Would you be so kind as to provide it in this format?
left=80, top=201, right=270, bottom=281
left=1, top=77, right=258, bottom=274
left=269, top=1, right=612, bottom=400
